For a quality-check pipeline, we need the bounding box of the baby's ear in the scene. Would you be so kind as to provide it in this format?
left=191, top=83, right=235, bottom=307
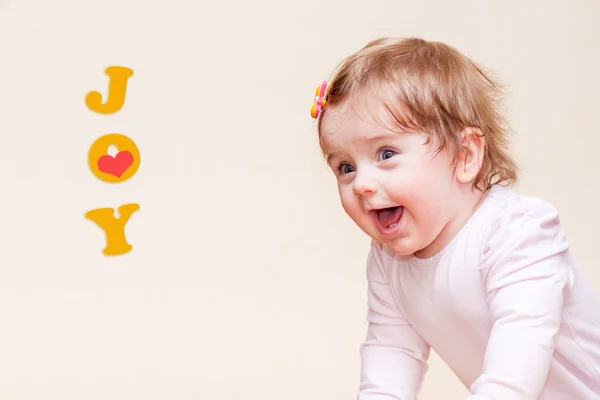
left=454, top=127, right=485, bottom=184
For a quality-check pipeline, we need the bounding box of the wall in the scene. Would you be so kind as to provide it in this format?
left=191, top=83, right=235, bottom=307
left=0, top=0, right=598, bottom=398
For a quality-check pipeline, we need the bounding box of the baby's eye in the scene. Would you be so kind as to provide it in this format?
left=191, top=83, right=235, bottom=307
left=339, top=163, right=355, bottom=175
left=379, top=149, right=397, bottom=161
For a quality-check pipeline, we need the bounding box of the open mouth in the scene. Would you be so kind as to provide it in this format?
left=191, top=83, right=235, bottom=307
left=375, top=206, right=404, bottom=230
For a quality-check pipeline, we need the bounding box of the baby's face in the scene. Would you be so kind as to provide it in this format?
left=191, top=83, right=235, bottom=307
left=319, top=97, right=465, bottom=258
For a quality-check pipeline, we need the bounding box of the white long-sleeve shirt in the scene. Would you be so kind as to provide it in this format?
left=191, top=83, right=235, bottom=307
left=359, top=185, right=600, bottom=399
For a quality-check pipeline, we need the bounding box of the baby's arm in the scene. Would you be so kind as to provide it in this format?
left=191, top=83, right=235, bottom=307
left=359, top=241, right=430, bottom=400
left=469, top=197, right=573, bottom=399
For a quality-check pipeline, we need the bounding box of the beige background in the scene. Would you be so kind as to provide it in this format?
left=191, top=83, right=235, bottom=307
left=0, top=0, right=598, bottom=398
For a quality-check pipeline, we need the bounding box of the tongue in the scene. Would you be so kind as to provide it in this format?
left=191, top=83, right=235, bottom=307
left=378, top=207, right=403, bottom=227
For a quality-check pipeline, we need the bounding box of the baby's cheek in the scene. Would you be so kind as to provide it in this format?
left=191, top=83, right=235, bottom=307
left=408, top=200, right=446, bottom=234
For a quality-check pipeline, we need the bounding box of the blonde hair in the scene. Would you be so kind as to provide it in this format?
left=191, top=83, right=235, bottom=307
left=317, top=37, right=519, bottom=190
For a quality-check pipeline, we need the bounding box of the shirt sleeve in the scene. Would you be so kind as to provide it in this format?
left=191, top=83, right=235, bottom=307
left=468, top=196, right=574, bottom=399
left=359, top=241, right=431, bottom=400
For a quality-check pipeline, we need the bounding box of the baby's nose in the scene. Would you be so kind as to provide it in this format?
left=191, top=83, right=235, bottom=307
left=353, top=172, right=377, bottom=197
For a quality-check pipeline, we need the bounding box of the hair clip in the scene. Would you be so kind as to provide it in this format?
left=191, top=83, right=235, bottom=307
left=311, top=81, right=328, bottom=118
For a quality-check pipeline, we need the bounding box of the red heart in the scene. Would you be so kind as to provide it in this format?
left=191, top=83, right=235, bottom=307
left=97, top=150, right=134, bottom=178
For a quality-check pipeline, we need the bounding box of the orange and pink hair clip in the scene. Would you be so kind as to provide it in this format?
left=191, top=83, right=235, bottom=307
left=310, top=80, right=328, bottom=119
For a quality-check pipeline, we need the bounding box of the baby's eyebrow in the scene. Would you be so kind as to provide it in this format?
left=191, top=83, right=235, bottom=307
left=364, top=130, right=402, bottom=142
left=325, top=153, right=339, bottom=165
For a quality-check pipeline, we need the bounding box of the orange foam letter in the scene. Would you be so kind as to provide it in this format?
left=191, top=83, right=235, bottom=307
left=85, top=66, right=134, bottom=114
left=85, top=203, right=140, bottom=255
